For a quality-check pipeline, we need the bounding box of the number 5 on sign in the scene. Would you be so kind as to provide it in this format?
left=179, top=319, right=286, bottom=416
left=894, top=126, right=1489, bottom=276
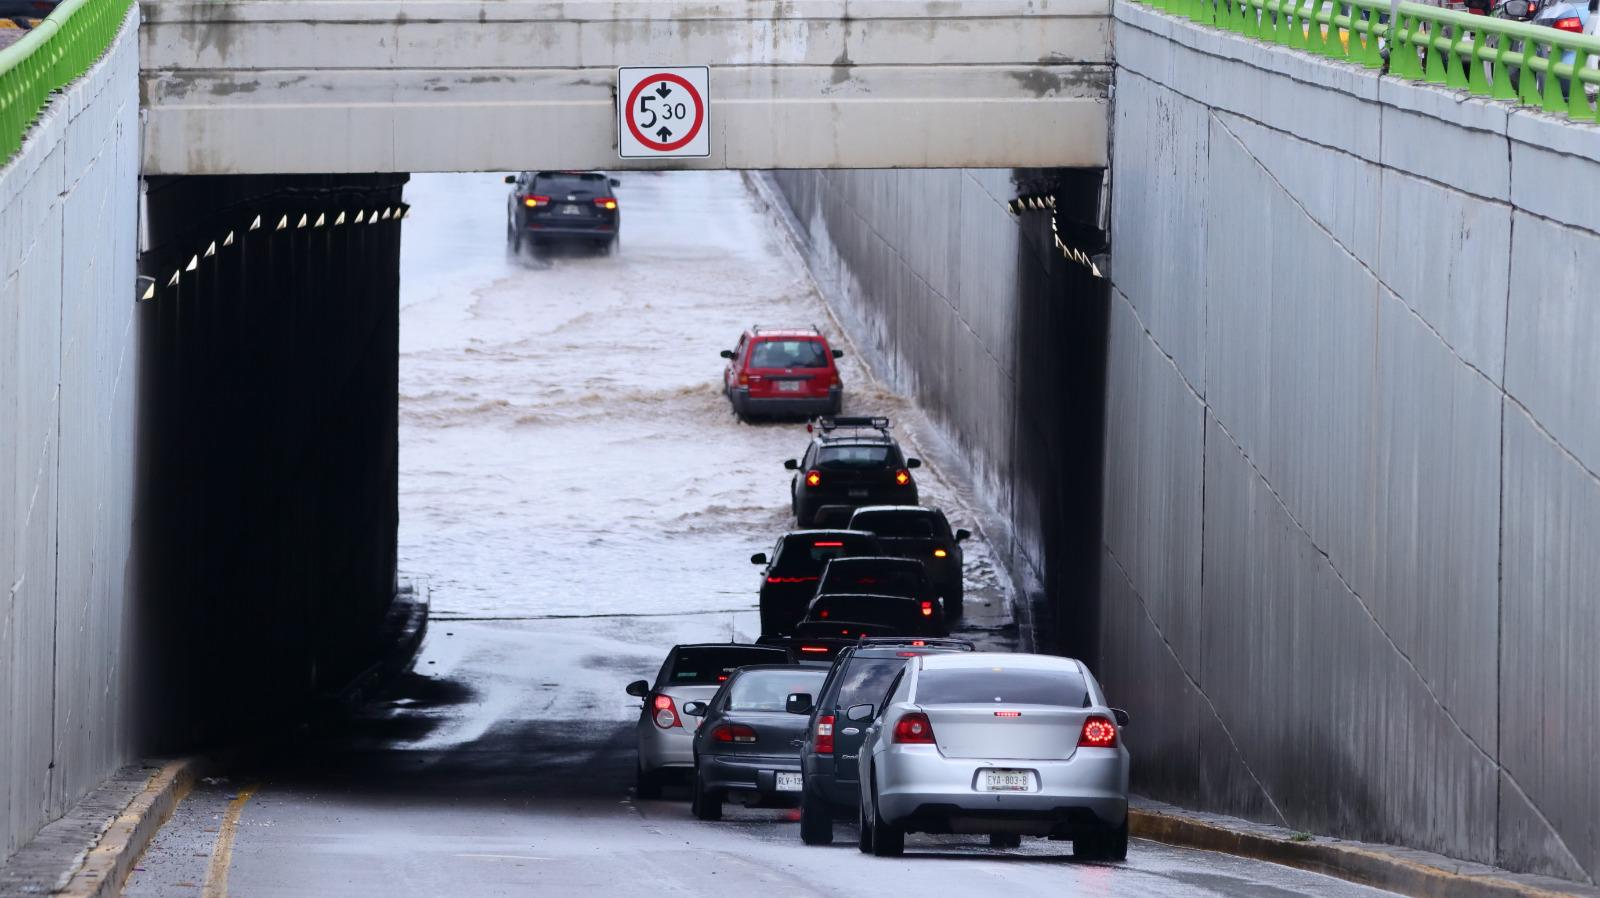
left=617, top=66, right=711, bottom=159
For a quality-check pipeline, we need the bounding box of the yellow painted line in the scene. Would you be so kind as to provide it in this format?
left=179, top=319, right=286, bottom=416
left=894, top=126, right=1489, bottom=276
left=201, top=784, right=259, bottom=898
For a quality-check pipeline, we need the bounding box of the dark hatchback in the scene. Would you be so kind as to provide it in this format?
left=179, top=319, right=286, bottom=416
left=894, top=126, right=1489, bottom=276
left=847, top=506, right=971, bottom=618
left=813, top=556, right=944, bottom=630
left=787, top=638, right=975, bottom=844
left=687, top=665, right=830, bottom=821
left=785, top=417, right=920, bottom=527
left=804, top=593, right=945, bottom=638
left=504, top=170, right=620, bottom=252
left=751, top=529, right=881, bottom=636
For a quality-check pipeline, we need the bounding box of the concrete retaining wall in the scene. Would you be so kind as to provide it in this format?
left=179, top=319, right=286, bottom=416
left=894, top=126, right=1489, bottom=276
left=0, top=10, right=141, bottom=862
left=1106, top=3, right=1600, bottom=881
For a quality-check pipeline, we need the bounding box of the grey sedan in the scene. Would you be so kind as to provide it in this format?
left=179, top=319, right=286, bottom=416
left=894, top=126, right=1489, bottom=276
left=686, top=664, right=830, bottom=821
left=856, top=652, right=1131, bottom=858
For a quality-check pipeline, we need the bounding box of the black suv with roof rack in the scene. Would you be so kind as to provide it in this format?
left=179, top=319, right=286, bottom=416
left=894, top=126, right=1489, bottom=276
left=504, top=170, right=621, bottom=253
left=783, top=417, right=920, bottom=527
left=784, top=637, right=975, bottom=844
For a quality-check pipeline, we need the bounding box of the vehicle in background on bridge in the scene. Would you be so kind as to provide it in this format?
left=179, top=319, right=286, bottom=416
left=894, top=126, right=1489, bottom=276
left=685, top=665, right=830, bottom=820
left=857, top=652, right=1131, bottom=859
left=721, top=326, right=844, bottom=421
left=784, top=417, right=919, bottom=526
left=750, top=529, right=882, bottom=636
left=504, top=170, right=620, bottom=254
left=846, top=506, right=970, bottom=619
left=627, top=643, right=788, bottom=799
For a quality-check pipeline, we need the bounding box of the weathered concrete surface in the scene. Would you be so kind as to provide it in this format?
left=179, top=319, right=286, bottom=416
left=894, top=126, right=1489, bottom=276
left=0, top=8, right=141, bottom=865
left=138, top=0, right=1111, bottom=173
left=1109, top=1, right=1600, bottom=883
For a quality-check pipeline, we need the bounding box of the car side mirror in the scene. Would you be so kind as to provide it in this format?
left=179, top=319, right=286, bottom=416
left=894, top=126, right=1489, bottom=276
left=786, top=693, right=814, bottom=715
left=610, top=177, right=622, bottom=187
left=831, top=349, right=844, bottom=359
left=625, top=679, right=650, bottom=698
left=846, top=703, right=875, bottom=722
left=503, top=175, right=516, bottom=184
left=750, top=552, right=768, bottom=565
left=955, top=528, right=971, bottom=542
left=783, top=459, right=800, bottom=470
left=906, top=458, right=922, bottom=469
left=1112, top=708, right=1130, bottom=727
left=720, top=349, right=735, bottom=359
left=682, top=701, right=708, bottom=718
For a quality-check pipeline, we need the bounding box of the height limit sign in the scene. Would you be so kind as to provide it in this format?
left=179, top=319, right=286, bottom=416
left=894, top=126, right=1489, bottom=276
left=617, top=66, right=710, bottom=159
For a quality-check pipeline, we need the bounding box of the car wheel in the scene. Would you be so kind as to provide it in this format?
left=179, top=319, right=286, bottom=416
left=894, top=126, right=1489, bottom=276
left=800, top=786, right=833, bottom=845
left=691, top=766, right=722, bottom=821
left=868, top=777, right=904, bottom=857
left=635, top=762, right=662, bottom=800
left=946, top=584, right=965, bottom=621
left=988, top=832, right=1022, bottom=849
left=857, top=801, right=874, bottom=853
left=1076, top=818, right=1128, bottom=861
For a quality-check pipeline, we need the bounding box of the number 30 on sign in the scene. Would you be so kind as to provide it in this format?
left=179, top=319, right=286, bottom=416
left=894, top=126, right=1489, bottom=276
left=617, top=66, right=711, bottom=159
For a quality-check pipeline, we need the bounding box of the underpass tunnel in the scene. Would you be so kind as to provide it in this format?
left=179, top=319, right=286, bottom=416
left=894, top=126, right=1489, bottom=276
left=132, top=174, right=407, bottom=750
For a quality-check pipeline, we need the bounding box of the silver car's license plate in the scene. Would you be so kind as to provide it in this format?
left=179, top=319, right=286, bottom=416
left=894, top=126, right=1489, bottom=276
left=980, top=769, right=1031, bottom=792
left=775, top=772, right=803, bottom=791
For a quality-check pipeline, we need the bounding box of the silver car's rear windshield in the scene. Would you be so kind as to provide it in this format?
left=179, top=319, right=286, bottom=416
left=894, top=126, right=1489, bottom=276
left=726, top=669, right=828, bottom=712
left=916, top=668, right=1091, bottom=707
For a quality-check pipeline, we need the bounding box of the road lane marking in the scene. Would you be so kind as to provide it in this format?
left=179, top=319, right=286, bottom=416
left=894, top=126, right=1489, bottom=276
left=201, top=784, right=259, bottom=898
left=455, top=853, right=555, bottom=861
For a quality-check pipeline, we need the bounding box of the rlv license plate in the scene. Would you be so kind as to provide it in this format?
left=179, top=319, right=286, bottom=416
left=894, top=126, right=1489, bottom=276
left=981, top=769, right=1031, bottom=792
left=774, top=772, right=803, bottom=792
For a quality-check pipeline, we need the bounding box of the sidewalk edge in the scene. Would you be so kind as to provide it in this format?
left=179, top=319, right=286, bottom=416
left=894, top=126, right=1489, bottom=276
left=55, top=757, right=201, bottom=898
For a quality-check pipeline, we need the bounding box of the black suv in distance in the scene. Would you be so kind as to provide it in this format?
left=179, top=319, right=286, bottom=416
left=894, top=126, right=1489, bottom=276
left=504, top=170, right=620, bottom=253
left=784, top=417, right=920, bottom=527
left=846, top=506, right=971, bottom=618
left=787, top=638, right=975, bottom=844
left=752, top=530, right=881, bottom=637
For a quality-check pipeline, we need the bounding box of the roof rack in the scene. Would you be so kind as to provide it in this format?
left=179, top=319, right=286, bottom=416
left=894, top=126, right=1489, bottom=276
left=751, top=324, right=822, bottom=335
left=809, top=415, right=891, bottom=436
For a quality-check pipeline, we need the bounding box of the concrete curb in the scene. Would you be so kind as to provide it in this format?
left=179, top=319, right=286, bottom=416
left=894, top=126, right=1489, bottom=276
left=55, top=757, right=202, bottom=898
left=1130, top=806, right=1594, bottom=898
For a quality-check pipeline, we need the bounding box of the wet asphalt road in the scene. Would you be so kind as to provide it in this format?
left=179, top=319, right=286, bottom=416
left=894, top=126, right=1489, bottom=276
left=126, top=172, right=1401, bottom=898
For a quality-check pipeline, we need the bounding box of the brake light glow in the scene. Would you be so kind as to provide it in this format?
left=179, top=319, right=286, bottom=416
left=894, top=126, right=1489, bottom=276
left=738, top=373, right=749, bottom=386
left=806, top=470, right=822, bottom=487
left=994, top=710, right=1022, bottom=717
left=651, top=694, right=681, bottom=729
left=523, top=195, right=550, bottom=207
left=712, top=724, right=758, bottom=744
left=818, top=609, right=829, bottom=618
left=766, top=576, right=819, bottom=584
left=1078, top=715, right=1119, bottom=748
left=893, top=712, right=936, bottom=744
left=1555, top=15, right=1583, bottom=29
left=933, top=548, right=948, bottom=558
left=920, top=601, right=934, bottom=617
left=814, top=541, right=843, bottom=547
left=895, top=469, right=911, bottom=486
left=816, top=715, right=835, bottom=754
left=594, top=197, right=618, bottom=210
left=799, top=645, right=830, bottom=654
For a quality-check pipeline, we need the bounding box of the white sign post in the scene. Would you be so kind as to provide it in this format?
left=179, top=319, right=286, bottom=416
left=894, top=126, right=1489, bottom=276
left=617, top=66, right=711, bottom=159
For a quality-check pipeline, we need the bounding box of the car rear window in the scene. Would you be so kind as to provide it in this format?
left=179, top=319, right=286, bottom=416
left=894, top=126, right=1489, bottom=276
left=916, top=668, right=1090, bottom=707
left=770, top=534, right=876, bottom=575
left=833, top=658, right=907, bottom=709
left=819, top=563, right=925, bottom=598
left=851, top=511, right=941, bottom=539
left=750, top=339, right=829, bottom=369
left=816, top=445, right=897, bottom=468
left=725, top=668, right=828, bottom=711
left=794, top=620, right=895, bottom=639
left=532, top=172, right=609, bottom=195
left=666, top=647, right=786, bottom=685
left=811, top=597, right=917, bottom=627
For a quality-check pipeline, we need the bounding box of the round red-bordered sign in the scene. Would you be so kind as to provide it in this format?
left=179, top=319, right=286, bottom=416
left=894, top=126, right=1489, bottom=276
left=624, top=73, right=706, bottom=152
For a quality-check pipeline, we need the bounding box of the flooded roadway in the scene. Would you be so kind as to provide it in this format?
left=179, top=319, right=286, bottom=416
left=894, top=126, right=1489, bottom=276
left=126, top=171, right=1399, bottom=897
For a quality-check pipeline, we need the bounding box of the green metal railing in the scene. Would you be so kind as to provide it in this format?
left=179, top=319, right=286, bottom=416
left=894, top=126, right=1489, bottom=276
left=1136, top=0, right=1600, bottom=120
left=0, top=0, right=133, bottom=165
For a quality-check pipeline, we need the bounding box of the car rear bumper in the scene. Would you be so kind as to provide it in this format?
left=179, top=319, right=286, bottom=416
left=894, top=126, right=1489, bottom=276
left=731, top=387, right=840, bottom=419
left=876, top=746, right=1129, bottom=835
left=700, top=752, right=806, bottom=799
left=638, top=720, right=696, bottom=772
left=524, top=221, right=616, bottom=238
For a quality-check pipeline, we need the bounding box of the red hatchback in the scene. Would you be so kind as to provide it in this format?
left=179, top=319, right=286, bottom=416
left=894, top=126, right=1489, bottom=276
left=721, top=327, right=844, bottom=420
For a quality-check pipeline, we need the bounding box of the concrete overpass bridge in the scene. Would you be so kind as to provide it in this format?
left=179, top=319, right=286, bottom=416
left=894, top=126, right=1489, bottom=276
left=138, top=0, right=1113, bottom=173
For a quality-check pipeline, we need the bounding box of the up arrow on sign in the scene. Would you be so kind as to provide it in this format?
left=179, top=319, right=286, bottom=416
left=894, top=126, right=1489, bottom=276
left=617, top=66, right=711, bottom=159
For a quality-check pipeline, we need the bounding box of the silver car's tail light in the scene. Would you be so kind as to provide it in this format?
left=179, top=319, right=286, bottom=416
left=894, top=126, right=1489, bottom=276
left=1078, top=715, right=1118, bottom=748
left=892, top=713, right=936, bottom=744
left=652, top=694, right=681, bottom=729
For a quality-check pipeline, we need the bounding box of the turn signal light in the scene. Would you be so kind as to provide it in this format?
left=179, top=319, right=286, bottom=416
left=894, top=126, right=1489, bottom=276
left=806, top=470, right=822, bottom=487
left=1555, top=15, right=1583, bottom=29
left=1078, top=715, right=1118, bottom=748
left=933, top=548, right=948, bottom=558
left=920, top=601, right=934, bottom=617
left=594, top=197, right=618, bottom=209
left=895, top=469, right=911, bottom=486
left=893, top=712, right=936, bottom=744
left=523, top=195, right=550, bottom=207
left=712, top=724, right=758, bottom=744
left=651, top=694, right=681, bottom=729
left=816, top=715, right=836, bottom=754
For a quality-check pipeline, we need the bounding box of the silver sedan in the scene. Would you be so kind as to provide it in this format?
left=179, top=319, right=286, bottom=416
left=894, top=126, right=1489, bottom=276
left=856, top=652, right=1131, bottom=858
